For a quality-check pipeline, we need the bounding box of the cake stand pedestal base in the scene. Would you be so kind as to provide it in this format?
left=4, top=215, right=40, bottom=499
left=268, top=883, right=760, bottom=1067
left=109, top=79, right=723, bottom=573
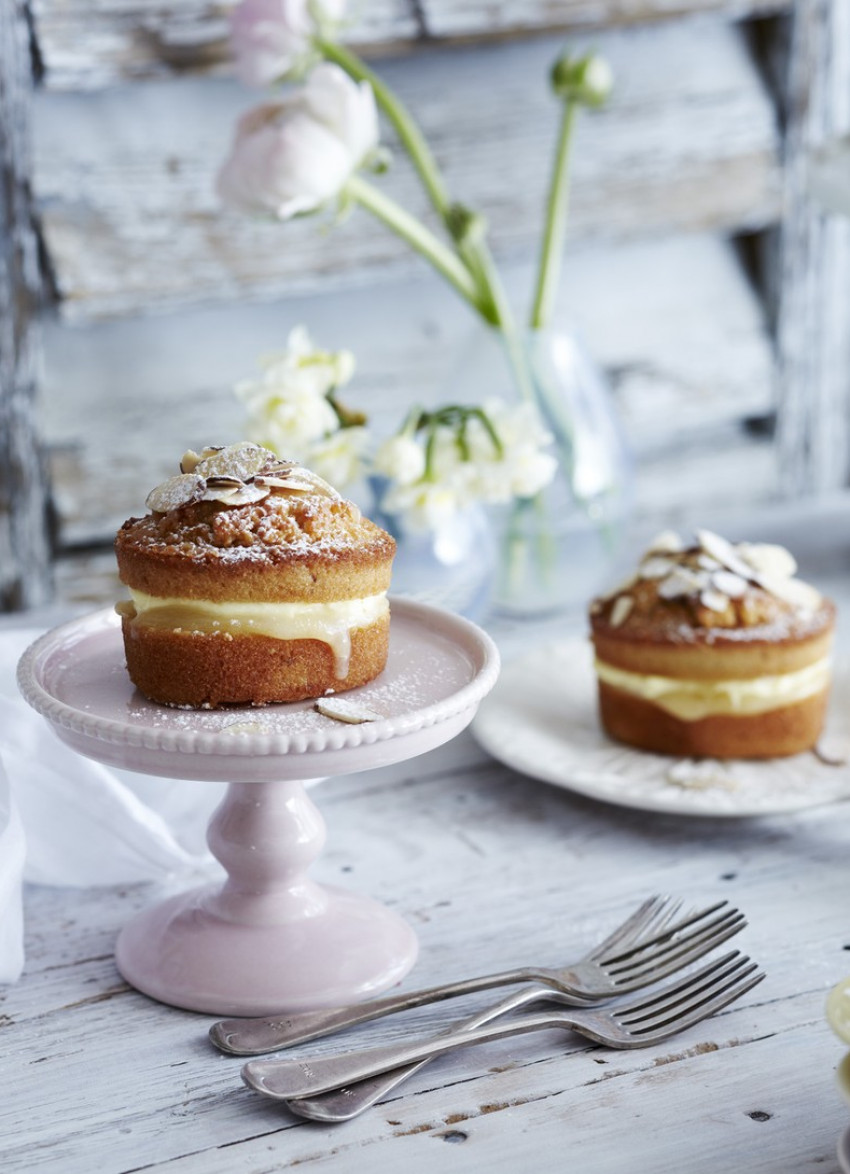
left=18, top=599, right=499, bottom=1017
left=116, top=779, right=418, bottom=1016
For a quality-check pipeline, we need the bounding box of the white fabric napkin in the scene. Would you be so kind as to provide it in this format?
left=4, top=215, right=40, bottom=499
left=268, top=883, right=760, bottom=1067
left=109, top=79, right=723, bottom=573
left=0, top=628, right=225, bottom=984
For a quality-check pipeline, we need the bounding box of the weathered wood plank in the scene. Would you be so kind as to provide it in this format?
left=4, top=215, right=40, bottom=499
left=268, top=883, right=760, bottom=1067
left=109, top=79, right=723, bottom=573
left=0, top=0, right=52, bottom=610
left=31, top=21, right=781, bottom=322
left=3, top=687, right=850, bottom=1173
left=40, top=233, right=775, bottom=550
left=30, top=0, right=792, bottom=91
left=421, top=0, right=789, bottom=40
left=30, top=0, right=417, bottom=91
left=775, top=1, right=850, bottom=495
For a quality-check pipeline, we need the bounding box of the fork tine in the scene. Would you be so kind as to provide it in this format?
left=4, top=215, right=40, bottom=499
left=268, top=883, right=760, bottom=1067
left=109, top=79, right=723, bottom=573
left=610, top=907, right=744, bottom=969
left=586, top=895, right=681, bottom=962
left=623, top=964, right=764, bottom=1041
left=619, top=952, right=754, bottom=1027
left=606, top=910, right=747, bottom=983
left=599, top=900, right=730, bottom=966
left=609, top=950, right=744, bottom=1018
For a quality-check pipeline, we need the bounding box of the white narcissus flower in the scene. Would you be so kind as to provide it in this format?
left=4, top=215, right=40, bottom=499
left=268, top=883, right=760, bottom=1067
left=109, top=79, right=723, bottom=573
left=377, top=399, right=557, bottom=534
left=257, top=325, right=356, bottom=398
left=372, top=434, right=427, bottom=486
left=229, top=0, right=348, bottom=88
left=235, top=326, right=366, bottom=489
left=308, top=426, right=369, bottom=489
left=241, top=382, right=339, bottom=455
left=217, top=64, right=379, bottom=219
left=382, top=481, right=461, bottom=534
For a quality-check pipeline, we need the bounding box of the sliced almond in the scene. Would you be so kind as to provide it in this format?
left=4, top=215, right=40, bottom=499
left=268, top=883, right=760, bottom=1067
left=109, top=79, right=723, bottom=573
left=646, top=530, right=685, bottom=554
left=697, top=554, right=722, bottom=571
left=736, top=542, right=798, bottom=581
left=205, top=474, right=245, bottom=489
left=255, top=475, right=297, bottom=489
left=695, top=528, right=754, bottom=580
left=180, top=450, right=202, bottom=474
left=182, top=445, right=224, bottom=473
left=146, top=472, right=205, bottom=512
left=667, top=759, right=739, bottom=791
left=609, top=595, right=634, bottom=627
left=219, top=482, right=271, bottom=506
left=638, top=556, right=675, bottom=580
left=814, top=738, right=848, bottom=767
left=315, top=698, right=383, bottom=724
left=699, top=589, right=731, bottom=613
left=658, top=567, right=707, bottom=599
left=261, top=460, right=300, bottom=477
left=756, top=573, right=821, bottom=611
left=279, top=468, right=340, bottom=498
left=195, top=442, right=274, bottom=482
left=711, top=570, right=749, bottom=598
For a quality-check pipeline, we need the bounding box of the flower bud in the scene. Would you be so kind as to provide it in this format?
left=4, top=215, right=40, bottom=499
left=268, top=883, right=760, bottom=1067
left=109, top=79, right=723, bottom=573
left=229, top=0, right=348, bottom=88
left=551, top=51, right=613, bottom=107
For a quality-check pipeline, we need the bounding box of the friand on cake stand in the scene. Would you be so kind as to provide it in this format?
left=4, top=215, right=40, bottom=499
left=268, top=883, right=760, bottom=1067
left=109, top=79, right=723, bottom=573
left=17, top=598, right=499, bottom=1017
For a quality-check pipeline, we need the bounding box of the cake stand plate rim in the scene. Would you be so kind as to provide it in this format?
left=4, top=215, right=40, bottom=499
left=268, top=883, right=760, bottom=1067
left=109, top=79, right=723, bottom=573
left=17, top=597, right=500, bottom=777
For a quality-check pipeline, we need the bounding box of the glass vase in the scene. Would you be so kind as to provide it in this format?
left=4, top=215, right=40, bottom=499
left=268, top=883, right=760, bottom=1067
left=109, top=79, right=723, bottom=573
left=367, top=477, right=496, bottom=621
left=449, top=325, right=633, bottom=617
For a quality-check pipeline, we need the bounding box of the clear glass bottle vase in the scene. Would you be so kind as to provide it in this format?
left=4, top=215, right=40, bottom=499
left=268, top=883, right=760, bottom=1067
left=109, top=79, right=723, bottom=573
left=451, top=325, right=633, bottom=617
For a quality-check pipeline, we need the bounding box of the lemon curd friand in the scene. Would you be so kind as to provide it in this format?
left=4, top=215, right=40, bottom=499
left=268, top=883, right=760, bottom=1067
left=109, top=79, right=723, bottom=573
left=589, top=530, right=834, bottom=759
left=114, top=443, right=395, bottom=708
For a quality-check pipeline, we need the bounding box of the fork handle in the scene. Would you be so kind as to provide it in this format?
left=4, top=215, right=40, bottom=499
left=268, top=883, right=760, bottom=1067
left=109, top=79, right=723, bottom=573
left=210, top=966, right=585, bottom=1055
left=286, top=985, right=554, bottom=1122
left=242, top=1010, right=577, bottom=1101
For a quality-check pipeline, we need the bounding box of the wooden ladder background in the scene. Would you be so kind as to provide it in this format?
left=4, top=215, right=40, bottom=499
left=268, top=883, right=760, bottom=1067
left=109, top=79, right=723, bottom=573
left=1, top=0, right=849, bottom=611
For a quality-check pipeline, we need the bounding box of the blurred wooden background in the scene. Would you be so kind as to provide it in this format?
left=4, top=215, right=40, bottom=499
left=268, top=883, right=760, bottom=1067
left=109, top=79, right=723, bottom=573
left=2, top=0, right=849, bottom=610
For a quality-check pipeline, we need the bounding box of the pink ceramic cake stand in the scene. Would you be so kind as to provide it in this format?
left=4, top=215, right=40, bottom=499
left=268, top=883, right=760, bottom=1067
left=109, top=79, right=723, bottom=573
left=17, top=598, right=499, bottom=1017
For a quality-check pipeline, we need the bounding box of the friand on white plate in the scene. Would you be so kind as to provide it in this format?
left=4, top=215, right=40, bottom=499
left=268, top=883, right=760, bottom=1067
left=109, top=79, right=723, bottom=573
left=472, top=638, right=850, bottom=817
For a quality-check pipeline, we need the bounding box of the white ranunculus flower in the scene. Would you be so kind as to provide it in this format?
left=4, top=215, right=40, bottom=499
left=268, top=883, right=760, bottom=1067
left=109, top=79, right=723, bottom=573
left=217, top=64, right=379, bottom=220
left=372, top=434, right=427, bottom=486
left=229, top=0, right=348, bottom=88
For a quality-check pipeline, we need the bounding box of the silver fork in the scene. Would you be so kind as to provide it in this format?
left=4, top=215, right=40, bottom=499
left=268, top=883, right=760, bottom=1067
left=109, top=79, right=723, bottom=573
left=284, top=984, right=616, bottom=1122
left=277, top=902, right=687, bottom=1122
left=210, top=896, right=745, bottom=1055
left=243, top=951, right=763, bottom=1105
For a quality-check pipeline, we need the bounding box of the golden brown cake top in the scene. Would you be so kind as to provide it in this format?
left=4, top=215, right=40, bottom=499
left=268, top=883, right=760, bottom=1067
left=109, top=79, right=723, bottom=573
left=116, top=443, right=395, bottom=571
left=590, top=529, right=833, bottom=647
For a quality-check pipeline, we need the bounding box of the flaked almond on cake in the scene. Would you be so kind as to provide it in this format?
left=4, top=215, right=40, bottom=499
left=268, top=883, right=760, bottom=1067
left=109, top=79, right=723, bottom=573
left=114, top=443, right=395, bottom=708
left=589, top=529, right=834, bottom=759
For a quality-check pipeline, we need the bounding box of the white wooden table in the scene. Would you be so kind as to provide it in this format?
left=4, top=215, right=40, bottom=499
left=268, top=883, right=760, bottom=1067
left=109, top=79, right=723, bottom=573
left=3, top=512, right=850, bottom=1174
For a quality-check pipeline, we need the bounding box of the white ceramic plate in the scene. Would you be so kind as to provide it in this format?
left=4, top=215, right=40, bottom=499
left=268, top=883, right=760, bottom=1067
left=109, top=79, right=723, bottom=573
left=472, top=638, right=850, bottom=818
left=839, top=1125, right=850, bottom=1174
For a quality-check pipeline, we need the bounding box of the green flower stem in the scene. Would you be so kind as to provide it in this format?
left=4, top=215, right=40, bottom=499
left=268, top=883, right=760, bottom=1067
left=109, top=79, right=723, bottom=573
left=317, top=36, right=510, bottom=332
left=317, top=37, right=450, bottom=220
left=347, top=174, right=485, bottom=313
left=530, top=98, right=577, bottom=331
left=319, top=39, right=534, bottom=399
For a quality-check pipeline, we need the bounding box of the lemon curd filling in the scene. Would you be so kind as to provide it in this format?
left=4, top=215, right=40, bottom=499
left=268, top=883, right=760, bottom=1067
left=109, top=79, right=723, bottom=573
left=594, top=656, right=831, bottom=721
left=116, top=590, right=389, bottom=679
